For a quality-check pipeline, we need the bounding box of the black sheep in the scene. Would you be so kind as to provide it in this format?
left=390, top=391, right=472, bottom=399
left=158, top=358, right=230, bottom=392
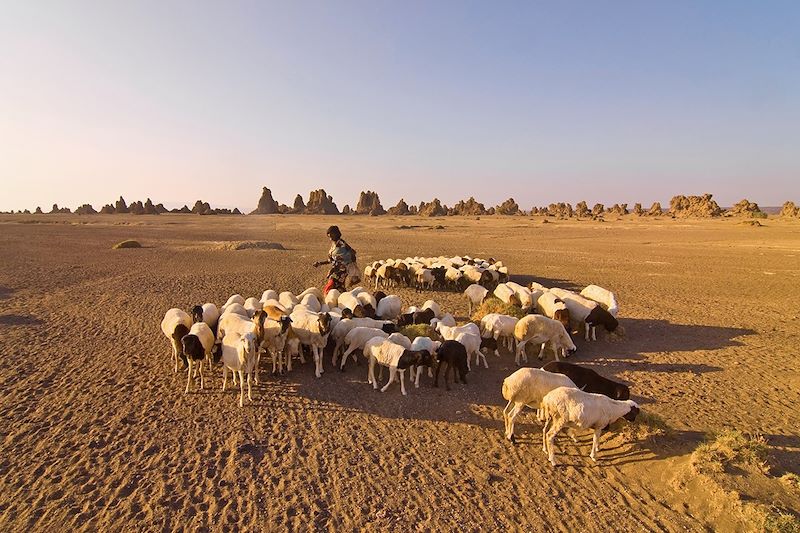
left=434, top=340, right=469, bottom=390
left=542, top=361, right=630, bottom=400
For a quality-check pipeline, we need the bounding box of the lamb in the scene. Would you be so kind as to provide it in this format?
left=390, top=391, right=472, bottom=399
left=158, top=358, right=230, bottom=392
left=300, top=293, right=322, bottom=313
left=415, top=268, right=435, bottom=290
left=364, top=337, right=432, bottom=395
left=506, top=282, right=535, bottom=312
left=501, top=368, right=577, bottom=442
left=479, top=313, right=519, bottom=356
left=434, top=321, right=480, bottom=341
left=513, top=315, right=576, bottom=365
left=387, top=332, right=412, bottom=349
left=216, top=310, right=255, bottom=345
left=244, top=297, right=262, bottom=318
left=433, top=340, right=469, bottom=390
left=375, top=294, right=401, bottom=320
left=549, top=288, right=620, bottom=341
left=339, top=327, right=389, bottom=370
left=330, top=317, right=397, bottom=362
left=180, top=322, right=215, bottom=393
left=161, top=308, right=192, bottom=373
left=463, top=284, right=489, bottom=316
left=324, top=289, right=341, bottom=310
left=409, top=336, right=441, bottom=386
left=580, top=284, right=619, bottom=318
left=542, top=361, right=630, bottom=400
left=253, top=311, right=294, bottom=375
left=540, top=386, right=639, bottom=465
left=219, top=331, right=258, bottom=407
left=289, top=310, right=333, bottom=378
left=279, top=291, right=299, bottom=312
left=355, top=291, right=377, bottom=314
left=397, top=308, right=435, bottom=327
left=536, top=291, right=571, bottom=332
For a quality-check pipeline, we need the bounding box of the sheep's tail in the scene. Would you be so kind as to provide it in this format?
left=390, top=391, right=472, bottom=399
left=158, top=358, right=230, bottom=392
left=237, top=340, right=248, bottom=367
left=501, top=378, right=512, bottom=402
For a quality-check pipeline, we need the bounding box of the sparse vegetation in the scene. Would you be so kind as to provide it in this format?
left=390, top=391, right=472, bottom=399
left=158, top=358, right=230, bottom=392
left=691, top=430, right=770, bottom=474
left=618, top=410, right=669, bottom=442
left=112, top=239, right=142, bottom=249
left=399, top=324, right=436, bottom=340
left=471, top=296, right=527, bottom=322
left=780, top=473, right=800, bottom=490
left=763, top=507, right=800, bottom=533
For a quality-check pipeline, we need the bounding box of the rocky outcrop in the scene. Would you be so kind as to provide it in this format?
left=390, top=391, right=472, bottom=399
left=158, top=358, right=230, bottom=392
left=726, top=199, right=765, bottom=218
left=575, top=201, right=590, bottom=218
left=450, top=197, right=489, bottom=216
left=607, top=203, right=628, bottom=216
left=780, top=201, right=799, bottom=218
left=669, top=194, right=722, bottom=217
left=49, top=204, right=71, bottom=214
left=592, top=204, right=605, bottom=216
left=291, top=195, right=306, bottom=214
left=34, top=206, right=43, bottom=214
left=418, top=199, right=448, bottom=217
left=355, top=191, right=385, bottom=215
left=495, top=198, right=520, bottom=215
left=387, top=199, right=410, bottom=215
left=341, top=205, right=352, bottom=215
left=305, top=189, right=339, bottom=214
left=251, top=187, right=280, bottom=214
left=633, top=203, right=644, bottom=216
left=192, top=200, right=211, bottom=215
left=547, top=203, right=573, bottom=218
left=75, top=204, right=98, bottom=215
left=648, top=202, right=663, bottom=216
left=115, top=196, right=129, bottom=214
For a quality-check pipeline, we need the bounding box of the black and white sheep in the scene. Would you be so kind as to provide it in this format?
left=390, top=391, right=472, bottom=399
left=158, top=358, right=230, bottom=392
left=542, top=361, right=630, bottom=400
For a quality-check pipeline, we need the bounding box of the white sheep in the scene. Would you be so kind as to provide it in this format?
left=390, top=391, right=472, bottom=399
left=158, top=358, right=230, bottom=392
left=337, top=291, right=361, bottom=312
left=191, top=303, right=220, bottom=331
left=501, top=368, right=577, bottom=442
left=540, top=386, right=639, bottom=465
left=416, top=269, right=434, bottom=289
left=224, top=294, right=245, bottom=308
left=324, top=289, right=341, bottom=310
left=279, top=291, right=299, bottom=312
left=479, top=313, right=519, bottom=356
left=298, top=287, right=323, bottom=302
left=549, top=288, right=605, bottom=341
left=463, top=284, right=489, bottom=316
left=580, top=284, right=619, bottom=318
left=455, top=331, right=486, bottom=370
left=260, top=290, right=278, bottom=303
left=331, top=317, right=394, bottom=362
left=220, top=331, right=258, bottom=407
left=513, top=315, right=576, bottom=365
left=244, top=297, right=262, bottom=318
left=494, top=283, right=522, bottom=307
left=289, top=310, right=333, bottom=378
left=506, top=282, right=535, bottom=311
left=376, top=294, right=401, bottom=320
left=421, top=299, right=443, bottom=319
left=161, top=308, right=192, bottom=373
left=221, top=302, right=249, bottom=318
left=434, top=321, right=480, bottom=341
left=409, top=336, right=441, bottom=385
left=300, top=293, right=322, bottom=313
left=364, top=338, right=431, bottom=396
left=356, top=291, right=377, bottom=313
left=430, top=313, right=456, bottom=329
left=339, top=327, right=389, bottom=369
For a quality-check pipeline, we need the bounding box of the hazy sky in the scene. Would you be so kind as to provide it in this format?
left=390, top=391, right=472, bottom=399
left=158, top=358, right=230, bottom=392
left=1, top=1, right=799, bottom=212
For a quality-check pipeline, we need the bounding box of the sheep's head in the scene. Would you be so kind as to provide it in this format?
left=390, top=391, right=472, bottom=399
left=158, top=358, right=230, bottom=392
left=318, top=313, right=332, bottom=335
left=553, top=309, right=571, bottom=331
left=374, top=291, right=387, bottom=304
left=417, top=349, right=433, bottom=367
left=279, top=315, right=292, bottom=334
left=341, top=308, right=353, bottom=319
left=623, top=403, right=640, bottom=422
left=362, top=303, right=376, bottom=318
left=239, top=332, right=257, bottom=365
left=351, top=304, right=366, bottom=318
left=509, top=293, right=522, bottom=307
left=614, top=383, right=631, bottom=401
left=191, top=305, right=204, bottom=323
left=381, top=322, right=397, bottom=334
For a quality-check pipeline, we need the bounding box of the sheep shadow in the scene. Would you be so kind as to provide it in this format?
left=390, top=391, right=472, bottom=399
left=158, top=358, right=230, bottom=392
left=0, top=314, right=43, bottom=326
left=0, top=286, right=13, bottom=300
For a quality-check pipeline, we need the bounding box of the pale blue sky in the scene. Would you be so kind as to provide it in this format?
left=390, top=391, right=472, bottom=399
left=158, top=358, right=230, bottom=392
left=1, top=1, right=798, bottom=211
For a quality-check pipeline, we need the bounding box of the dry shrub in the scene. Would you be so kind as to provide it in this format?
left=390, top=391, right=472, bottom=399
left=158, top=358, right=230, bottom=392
left=763, top=508, right=800, bottom=533
left=471, top=297, right=526, bottom=322
left=400, top=324, right=435, bottom=341
left=231, top=241, right=285, bottom=250
left=112, top=239, right=141, bottom=249
left=780, top=473, right=800, bottom=490
left=617, top=410, right=669, bottom=442
left=691, top=430, right=770, bottom=475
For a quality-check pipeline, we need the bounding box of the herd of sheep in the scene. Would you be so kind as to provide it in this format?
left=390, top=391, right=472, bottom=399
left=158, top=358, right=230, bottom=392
left=160, top=255, right=639, bottom=465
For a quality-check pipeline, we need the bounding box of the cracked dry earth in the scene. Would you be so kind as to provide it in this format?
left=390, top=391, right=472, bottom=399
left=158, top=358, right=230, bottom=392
left=1, top=214, right=798, bottom=531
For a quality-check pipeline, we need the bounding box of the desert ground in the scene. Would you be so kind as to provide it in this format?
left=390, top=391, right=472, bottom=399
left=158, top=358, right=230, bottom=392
left=1, top=213, right=798, bottom=531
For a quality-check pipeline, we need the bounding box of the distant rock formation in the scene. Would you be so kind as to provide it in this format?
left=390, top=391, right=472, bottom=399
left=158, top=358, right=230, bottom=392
left=418, top=199, right=448, bottom=217
left=75, top=204, right=98, bottom=215
left=291, top=194, right=306, bottom=214
left=648, top=202, right=663, bottom=216
left=408, top=204, right=418, bottom=215
left=780, top=201, right=799, bottom=218
left=726, top=199, right=765, bottom=218
left=192, top=200, right=211, bottom=215
left=251, top=187, right=280, bottom=214
left=355, top=191, right=385, bottom=215
left=115, top=196, right=129, bottom=214
left=305, top=189, right=339, bottom=214
left=387, top=199, right=410, bottom=215
left=575, top=201, right=590, bottom=218
left=592, top=203, right=605, bottom=216
left=100, top=204, right=115, bottom=214
left=49, top=204, right=71, bottom=214
left=129, top=201, right=145, bottom=215
left=547, top=203, right=573, bottom=218
left=633, top=203, right=644, bottom=216
left=341, top=205, right=352, bottom=215
left=495, top=198, right=519, bottom=215
left=35, top=206, right=43, bottom=214
left=607, top=203, right=628, bottom=216
left=669, top=194, right=722, bottom=217
left=450, top=197, right=489, bottom=216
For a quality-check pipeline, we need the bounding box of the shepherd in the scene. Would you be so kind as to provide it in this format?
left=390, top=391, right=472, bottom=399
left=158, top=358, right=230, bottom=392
left=313, top=225, right=361, bottom=295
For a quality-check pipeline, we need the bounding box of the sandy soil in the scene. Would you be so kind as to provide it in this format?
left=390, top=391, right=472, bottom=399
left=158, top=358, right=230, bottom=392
left=1, top=213, right=798, bottom=531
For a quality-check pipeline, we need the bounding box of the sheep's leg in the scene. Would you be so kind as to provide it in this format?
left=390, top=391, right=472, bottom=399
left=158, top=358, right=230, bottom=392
left=222, top=366, right=228, bottom=391
left=591, top=326, right=597, bottom=342
left=238, top=370, right=245, bottom=407
left=339, top=345, right=356, bottom=370
left=537, top=342, right=546, bottom=360
left=246, top=372, right=253, bottom=402
left=399, top=370, right=407, bottom=396
left=590, top=429, right=602, bottom=462
left=514, top=341, right=526, bottom=365
left=546, top=421, right=565, bottom=466
left=433, top=361, right=441, bottom=388
left=502, top=400, right=514, bottom=438
left=414, top=366, right=421, bottom=388
left=199, top=360, right=204, bottom=390
left=313, top=346, right=322, bottom=379
left=479, top=350, right=488, bottom=369
left=185, top=360, right=193, bottom=394
left=584, top=323, right=590, bottom=342
left=427, top=366, right=433, bottom=378
left=253, top=351, right=260, bottom=385
left=381, top=367, right=396, bottom=393
left=172, top=343, right=179, bottom=374
left=541, top=416, right=550, bottom=453
left=506, top=403, right=525, bottom=442
left=232, top=369, right=238, bottom=385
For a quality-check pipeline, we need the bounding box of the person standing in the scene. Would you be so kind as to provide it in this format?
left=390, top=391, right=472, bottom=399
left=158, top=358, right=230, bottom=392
left=313, top=225, right=360, bottom=295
